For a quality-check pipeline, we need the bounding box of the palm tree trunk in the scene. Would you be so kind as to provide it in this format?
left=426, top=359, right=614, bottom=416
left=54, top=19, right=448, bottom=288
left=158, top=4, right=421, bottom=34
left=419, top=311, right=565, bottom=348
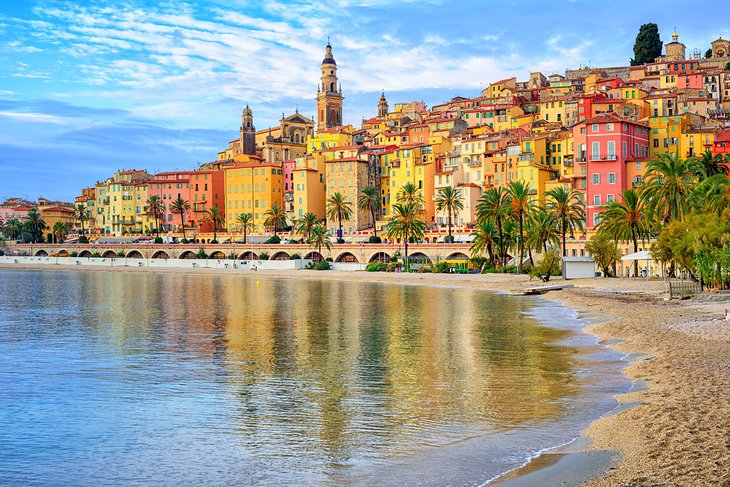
left=338, top=214, right=343, bottom=241
left=496, top=215, right=505, bottom=267
left=404, top=235, right=409, bottom=272
left=518, top=213, right=524, bottom=273
left=632, top=227, right=639, bottom=277
left=562, top=215, right=567, bottom=258
left=180, top=211, right=186, bottom=240
left=447, top=211, right=452, bottom=240
left=371, top=208, right=377, bottom=238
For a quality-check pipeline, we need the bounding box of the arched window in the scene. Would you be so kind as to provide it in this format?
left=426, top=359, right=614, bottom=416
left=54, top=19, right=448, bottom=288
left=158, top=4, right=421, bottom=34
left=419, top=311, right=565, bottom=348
left=330, top=82, right=334, bottom=92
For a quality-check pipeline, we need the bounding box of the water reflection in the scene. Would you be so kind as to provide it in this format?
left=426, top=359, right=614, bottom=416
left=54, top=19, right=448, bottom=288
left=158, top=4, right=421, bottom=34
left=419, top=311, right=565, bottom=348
left=0, top=270, right=595, bottom=486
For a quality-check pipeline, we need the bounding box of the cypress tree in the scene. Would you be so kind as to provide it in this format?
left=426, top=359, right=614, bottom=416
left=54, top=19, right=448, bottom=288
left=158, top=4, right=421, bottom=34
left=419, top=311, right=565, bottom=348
left=631, top=23, right=663, bottom=66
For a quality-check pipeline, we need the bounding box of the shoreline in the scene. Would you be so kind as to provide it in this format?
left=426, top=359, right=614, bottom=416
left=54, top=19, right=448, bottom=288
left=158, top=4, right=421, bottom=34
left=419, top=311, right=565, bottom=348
left=1, top=263, right=728, bottom=486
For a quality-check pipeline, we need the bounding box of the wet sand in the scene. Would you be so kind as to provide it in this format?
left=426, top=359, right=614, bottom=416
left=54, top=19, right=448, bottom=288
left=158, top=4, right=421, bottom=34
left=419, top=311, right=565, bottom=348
left=1, top=263, right=728, bottom=486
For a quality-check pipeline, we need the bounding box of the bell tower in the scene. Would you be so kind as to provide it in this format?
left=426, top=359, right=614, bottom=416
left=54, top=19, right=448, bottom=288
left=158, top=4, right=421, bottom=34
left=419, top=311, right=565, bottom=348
left=316, top=39, right=343, bottom=132
left=377, top=91, right=388, bottom=118
left=240, top=105, right=256, bottom=155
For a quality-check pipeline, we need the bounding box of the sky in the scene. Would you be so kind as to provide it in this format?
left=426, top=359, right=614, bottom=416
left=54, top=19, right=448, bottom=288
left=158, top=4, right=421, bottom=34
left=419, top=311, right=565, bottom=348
left=0, top=0, right=726, bottom=202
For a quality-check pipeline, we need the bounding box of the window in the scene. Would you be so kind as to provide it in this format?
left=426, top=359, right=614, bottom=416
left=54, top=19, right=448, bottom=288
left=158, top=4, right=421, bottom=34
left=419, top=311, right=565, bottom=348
left=636, top=161, right=642, bottom=170
left=607, top=141, right=615, bottom=159
left=606, top=123, right=613, bottom=131
left=607, top=173, right=617, bottom=184
left=607, top=194, right=615, bottom=204
left=594, top=195, right=601, bottom=206
left=593, top=213, right=601, bottom=226
left=591, top=141, right=600, bottom=160
left=592, top=124, right=599, bottom=132
left=591, top=173, right=601, bottom=184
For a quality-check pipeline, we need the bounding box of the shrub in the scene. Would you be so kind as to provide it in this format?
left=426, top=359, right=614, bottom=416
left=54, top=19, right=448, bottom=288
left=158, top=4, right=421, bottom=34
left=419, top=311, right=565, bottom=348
left=336, top=238, right=345, bottom=244
left=290, top=253, right=302, bottom=260
left=529, top=250, right=561, bottom=282
left=386, top=262, right=398, bottom=272
left=181, top=238, right=189, bottom=244
left=325, top=257, right=333, bottom=262
left=228, top=252, right=237, bottom=260
left=304, top=261, right=315, bottom=270
left=90, top=252, right=102, bottom=258
left=265, top=235, right=281, bottom=244
left=521, top=263, right=533, bottom=275
left=153, top=236, right=163, bottom=244
left=368, top=236, right=382, bottom=244
left=470, top=256, right=488, bottom=270
left=70, top=251, right=78, bottom=257
left=116, top=251, right=126, bottom=258
left=210, top=239, right=218, bottom=244
left=443, top=235, right=455, bottom=243
left=196, top=248, right=208, bottom=259
left=366, top=261, right=387, bottom=272
left=417, top=265, right=432, bottom=273
left=315, top=261, right=331, bottom=270
left=0, top=250, right=4, bottom=256
left=78, top=236, right=88, bottom=244
left=259, top=252, right=270, bottom=261
left=432, top=261, right=450, bottom=273
left=586, top=234, right=620, bottom=277
left=481, top=266, right=498, bottom=274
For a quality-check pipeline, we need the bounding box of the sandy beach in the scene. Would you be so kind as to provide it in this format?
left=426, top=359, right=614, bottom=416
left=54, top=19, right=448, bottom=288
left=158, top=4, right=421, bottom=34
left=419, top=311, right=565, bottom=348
left=1, top=262, right=728, bottom=486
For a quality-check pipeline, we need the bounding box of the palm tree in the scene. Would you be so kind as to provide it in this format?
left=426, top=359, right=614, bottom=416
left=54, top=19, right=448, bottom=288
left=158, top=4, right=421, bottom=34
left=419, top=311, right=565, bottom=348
left=203, top=205, right=224, bottom=242
left=74, top=203, right=89, bottom=236
left=4, top=218, right=22, bottom=240
left=295, top=212, right=319, bottom=241
left=145, top=195, right=165, bottom=236
left=0, top=216, right=4, bottom=236
left=597, top=189, right=652, bottom=277
left=470, top=220, right=498, bottom=265
left=692, top=149, right=729, bottom=180
left=52, top=221, right=69, bottom=244
left=545, top=186, right=585, bottom=258
left=641, top=153, right=698, bottom=224
left=434, top=186, right=464, bottom=241
left=690, top=174, right=730, bottom=217
left=526, top=208, right=560, bottom=254
left=385, top=202, right=426, bottom=271
left=263, top=202, right=287, bottom=237
left=25, top=209, right=47, bottom=243
left=236, top=213, right=254, bottom=244
left=507, top=181, right=533, bottom=272
left=358, top=186, right=381, bottom=237
left=397, top=181, right=424, bottom=206
left=169, top=197, right=190, bottom=240
left=326, top=192, right=353, bottom=241
left=307, top=224, right=331, bottom=259
left=476, top=187, right=512, bottom=266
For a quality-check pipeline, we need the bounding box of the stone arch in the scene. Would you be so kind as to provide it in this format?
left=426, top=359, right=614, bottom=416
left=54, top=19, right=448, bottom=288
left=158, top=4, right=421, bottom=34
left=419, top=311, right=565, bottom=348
left=126, top=250, right=143, bottom=259
left=102, top=250, right=117, bottom=259
left=369, top=252, right=391, bottom=263
left=239, top=251, right=258, bottom=260
left=335, top=252, right=358, bottom=263
left=56, top=249, right=70, bottom=257
left=179, top=250, right=197, bottom=259
left=409, top=252, right=432, bottom=265
left=35, top=249, right=48, bottom=257
left=79, top=250, right=92, bottom=258
left=446, top=252, right=469, bottom=261
left=209, top=251, right=226, bottom=260
left=304, top=251, right=323, bottom=262
left=271, top=251, right=290, bottom=261
left=152, top=250, right=169, bottom=260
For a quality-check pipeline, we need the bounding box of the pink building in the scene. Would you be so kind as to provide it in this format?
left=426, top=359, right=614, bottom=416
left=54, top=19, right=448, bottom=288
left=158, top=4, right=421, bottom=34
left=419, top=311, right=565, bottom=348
left=573, top=114, right=650, bottom=228
left=147, top=171, right=193, bottom=232
left=282, top=159, right=296, bottom=214
left=0, top=198, right=32, bottom=222
left=677, top=73, right=704, bottom=90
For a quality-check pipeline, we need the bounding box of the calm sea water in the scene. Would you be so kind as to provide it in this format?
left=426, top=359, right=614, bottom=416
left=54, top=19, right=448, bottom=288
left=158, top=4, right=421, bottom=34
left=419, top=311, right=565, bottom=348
left=0, top=270, right=629, bottom=486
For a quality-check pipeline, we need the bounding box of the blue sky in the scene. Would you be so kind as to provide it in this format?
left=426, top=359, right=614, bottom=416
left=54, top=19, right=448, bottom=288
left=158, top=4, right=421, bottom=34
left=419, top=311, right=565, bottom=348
left=0, top=0, right=726, bottom=201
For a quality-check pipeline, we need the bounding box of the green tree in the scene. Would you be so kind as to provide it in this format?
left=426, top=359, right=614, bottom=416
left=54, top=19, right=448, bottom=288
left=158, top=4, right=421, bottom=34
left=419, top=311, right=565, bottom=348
left=25, top=209, right=47, bottom=243
left=434, top=186, right=464, bottom=241
left=203, top=205, right=224, bottom=242
left=470, top=220, right=498, bottom=265
left=689, top=174, right=730, bottom=217
left=529, top=249, right=561, bottom=282
left=170, top=197, right=190, bottom=240
left=4, top=218, right=22, bottom=240
left=307, top=224, right=331, bottom=259
left=263, top=202, right=287, bottom=237
left=507, top=181, right=533, bottom=272
left=357, top=186, right=381, bottom=237
left=586, top=234, right=621, bottom=277
left=52, top=221, right=69, bottom=244
left=396, top=181, right=424, bottom=206
left=236, top=213, right=254, bottom=244
left=526, top=207, right=560, bottom=254
left=295, top=212, right=320, bottom=241
left=692, top=149, right=729, bottom=180
left=74, top=203, right=90, bottom=237
left=326, top=192, right=353, bottom=242
left=631, top=23, right=662, bottom=66
left=386, top=202, right=426, bottom=272
left=476, top=187, right=512, bottom=266
left=597, top=189, right=652, bottom=276
left=641, top=153, right=699, bottom=224
left=145, top=195, right=165, bottom=236
left=705, top=48, right=713, bottom=59
left=545, top=186, right=585, bottom=258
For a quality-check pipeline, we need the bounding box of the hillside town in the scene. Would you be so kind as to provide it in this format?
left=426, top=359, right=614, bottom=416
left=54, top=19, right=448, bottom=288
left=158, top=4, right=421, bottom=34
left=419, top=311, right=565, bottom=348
left=2, top=31, right=730, bottom=250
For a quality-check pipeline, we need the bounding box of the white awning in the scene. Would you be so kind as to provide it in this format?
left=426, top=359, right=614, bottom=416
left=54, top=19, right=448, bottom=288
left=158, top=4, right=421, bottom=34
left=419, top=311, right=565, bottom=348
left=621, top=250, right=654, bottom=261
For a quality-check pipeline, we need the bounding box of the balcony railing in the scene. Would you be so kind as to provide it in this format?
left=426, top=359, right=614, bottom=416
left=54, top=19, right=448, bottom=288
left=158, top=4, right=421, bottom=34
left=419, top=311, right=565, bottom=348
left=590, top=154, right=617, bottom=161
left=517, top=153, right=535, bottom=162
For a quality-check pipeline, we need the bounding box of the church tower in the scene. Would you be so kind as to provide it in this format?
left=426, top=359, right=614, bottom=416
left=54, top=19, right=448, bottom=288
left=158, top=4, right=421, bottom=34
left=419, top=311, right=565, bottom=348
left=316, top=40, right=343, bottom=132
left=240, top=105, right=256, bottom=155
left=377, top=91, right=388, bottom=118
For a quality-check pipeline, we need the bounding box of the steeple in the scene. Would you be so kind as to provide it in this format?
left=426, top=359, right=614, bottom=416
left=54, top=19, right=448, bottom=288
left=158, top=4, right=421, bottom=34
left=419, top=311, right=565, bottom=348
left=240, top=104, right=255, bottom=155
left=316, top=39, right=343, bottom=132
left=377, top=91, right=388, bottom=118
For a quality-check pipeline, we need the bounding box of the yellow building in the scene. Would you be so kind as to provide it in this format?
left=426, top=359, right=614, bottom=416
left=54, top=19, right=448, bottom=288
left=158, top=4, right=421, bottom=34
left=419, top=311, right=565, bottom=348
left=100, top=170, right=152, bottom=235
left=224, top=162, right=284, bottom=233
left=387, top=144, right=436, bottom=224
left=293, top=155, right=326, bottom=221
left=38, top=204, right=75, bottom=242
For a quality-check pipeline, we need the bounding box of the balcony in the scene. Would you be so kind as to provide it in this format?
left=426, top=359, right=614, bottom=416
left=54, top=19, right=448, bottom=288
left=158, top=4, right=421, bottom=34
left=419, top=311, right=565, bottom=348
left=590, top=154, right=617, bottom=161
left=283, top=193, right=294, bottom=202
left=517, top=153, right=535, bottom=162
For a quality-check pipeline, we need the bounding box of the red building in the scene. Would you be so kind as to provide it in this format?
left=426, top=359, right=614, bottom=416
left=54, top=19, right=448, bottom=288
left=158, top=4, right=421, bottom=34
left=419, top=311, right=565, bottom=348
left=713, top=129, right=730, bottom=156
left=190, top=164, right=225, bottom=232
left=573, top=114, right=650, bottom=228
left=147, top=171, right=193, bottom=232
